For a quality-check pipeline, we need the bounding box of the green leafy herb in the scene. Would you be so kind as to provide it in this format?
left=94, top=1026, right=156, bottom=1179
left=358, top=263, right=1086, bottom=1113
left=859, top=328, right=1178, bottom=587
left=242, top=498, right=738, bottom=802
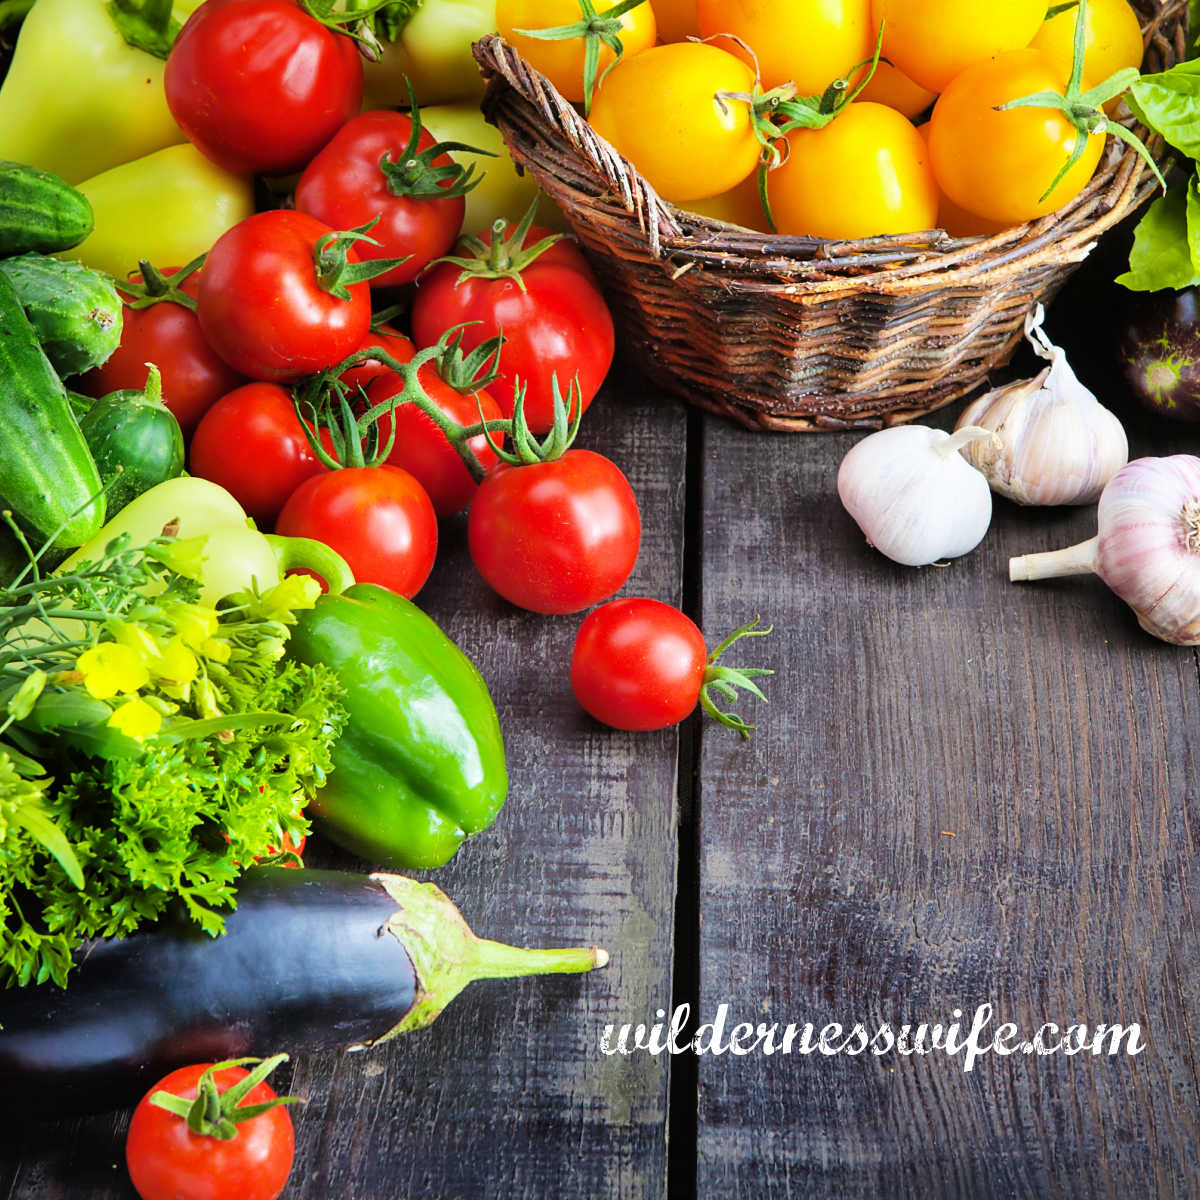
left=0, top=535, right=345, bottom=989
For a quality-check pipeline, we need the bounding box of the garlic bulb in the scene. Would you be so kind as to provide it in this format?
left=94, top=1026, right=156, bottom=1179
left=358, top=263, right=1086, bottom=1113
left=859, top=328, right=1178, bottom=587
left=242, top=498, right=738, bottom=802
left=955, top=304, right=1128, bottom=506
left=837, top=424, right=996, bottom=567
left=1009, top=455, right=1200, bottom=644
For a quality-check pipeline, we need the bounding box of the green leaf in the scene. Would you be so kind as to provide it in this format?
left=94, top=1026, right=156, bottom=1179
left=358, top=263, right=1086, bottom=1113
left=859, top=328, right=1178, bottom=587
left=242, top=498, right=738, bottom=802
left=1128, top=59, right=1200, bottom=160
left=374, top=0, right=421, bottom=41
left=106, top=0, right=181, bottom=58
left=12, top=805, right=84, bottom=890
left=1116, top=177, right=1200, bottom=291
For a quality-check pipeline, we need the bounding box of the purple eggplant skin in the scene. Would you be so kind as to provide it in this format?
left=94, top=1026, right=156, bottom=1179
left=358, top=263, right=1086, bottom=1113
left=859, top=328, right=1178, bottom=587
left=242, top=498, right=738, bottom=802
left=1118, top=287, right=1200, bottom=423
left=0, top=868, right=418, bottom=1118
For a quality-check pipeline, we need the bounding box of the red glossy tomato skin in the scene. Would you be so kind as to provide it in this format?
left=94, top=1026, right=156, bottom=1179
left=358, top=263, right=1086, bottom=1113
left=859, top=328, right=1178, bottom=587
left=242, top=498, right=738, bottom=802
left=467, top=450, right=641, bottom=614
left=366, top=368, right=503, bottom=517
left=571, top=598, right=707, bottom=730
left=411, top=228, right=614, bottom=434
left=276, top=466, right=438, bottom=598
left=164, top=0, right=363, bottom=177
left=189, top=383, right=328, bottom=525
left=125, top=1063, right=294, bottom=1200
left=197, top=211, right=373, bottom=383
left=294, top=110, right=467, bottom=287
left=80, top=268, right=247, bottom=437
left=340, top=324, right=417, bottom=394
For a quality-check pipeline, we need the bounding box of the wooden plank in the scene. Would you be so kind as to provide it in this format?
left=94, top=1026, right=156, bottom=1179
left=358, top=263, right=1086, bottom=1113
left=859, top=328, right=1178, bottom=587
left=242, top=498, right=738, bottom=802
left=693, top=406, right=1200, bottom=1197
left=0, top=367, right=686, bottom=1199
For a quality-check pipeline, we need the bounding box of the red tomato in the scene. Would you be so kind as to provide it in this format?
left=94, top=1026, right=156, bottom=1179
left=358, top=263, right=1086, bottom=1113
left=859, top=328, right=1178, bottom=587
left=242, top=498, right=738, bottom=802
left=79, top=267, right=246, bottom=437
left=411, top=225, right=614, bottom=434
left=467, top=449, right=640, bottom=614
left=189, top=383, right=328, bottom=525
left=366, top=366, right=503, bottom=517
left=571, top=598, right=707, bottom=730
left=125, top=1062, right=294, bottom=1200
left=340, top=324, right=418, bottom=394
left=276, top=466, right=438, bottom=598
left=294, top=110, right=468, bottom=288
left=164, top=0, right=362, bottom=176
left=198, top=211, right=373, bottom=383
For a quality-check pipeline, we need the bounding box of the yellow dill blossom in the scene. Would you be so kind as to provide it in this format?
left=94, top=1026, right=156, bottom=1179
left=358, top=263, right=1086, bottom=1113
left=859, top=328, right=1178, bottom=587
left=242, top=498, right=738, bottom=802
left=106, top=697, right=163, bottom=740
left=160, top=600, right=219, bottom=651
left=202, top=637, right=232, bottom=664
left=108, top=620, right=162, bottom=663
left=258, top=574, right=322, bottom=621
left=75, top=643, right=149, bottom=699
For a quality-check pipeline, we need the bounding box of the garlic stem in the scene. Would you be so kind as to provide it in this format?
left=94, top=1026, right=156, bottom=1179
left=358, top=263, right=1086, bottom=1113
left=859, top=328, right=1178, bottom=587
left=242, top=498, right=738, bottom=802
left=1009, top=536, right=1099, bottom=582
left=933, top=425, right=996, bottom=459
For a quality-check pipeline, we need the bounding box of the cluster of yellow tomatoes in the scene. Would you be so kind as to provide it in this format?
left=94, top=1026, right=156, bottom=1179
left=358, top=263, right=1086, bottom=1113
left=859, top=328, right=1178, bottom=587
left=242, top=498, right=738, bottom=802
left=496, top=0, right=1146, bottom=240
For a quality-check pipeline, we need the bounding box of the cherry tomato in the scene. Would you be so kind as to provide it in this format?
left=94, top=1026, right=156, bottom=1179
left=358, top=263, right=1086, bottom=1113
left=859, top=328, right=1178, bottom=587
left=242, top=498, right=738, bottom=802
left=870, top=0, right=1047, bottom=93
left=768, top=102, right=938, bottom=240
left=366, top=365, right=503, bottom=517
left=340, top=324, right=419, bottom=394
left=79, top=267, right=246, bottom=437
left=125, top=1062, right=294, bottom=1200
left=294, top=110, right=468, bottom=288
left=571, top=597, right=707, bottom=730
left=858, top=60, right=937, bottom=121
left=189, top=383, right=328, bottom=526
left=198, top=211, right=373, bottom=383
left=276, top=466, right=438, bottom=598
left=588, top=41, right=762, bottom=204
left=165, top=0, right=362, bottom=177
left=496, top=0, right=658, bottom=104
left=696, top=0, right=872, bottom=94
left=468, top=449, right=640, bottom=614
left=680, top=172, right=771, bottom=233
left=915, top=121, right=1010, bottom=237
left=653, top=0, right=700, bottom=43
left=411, top=225, right=614, bottom=435
left=928, top=49, right=1106, bottom=226
left=1030, top=0, right=1143, bottom=113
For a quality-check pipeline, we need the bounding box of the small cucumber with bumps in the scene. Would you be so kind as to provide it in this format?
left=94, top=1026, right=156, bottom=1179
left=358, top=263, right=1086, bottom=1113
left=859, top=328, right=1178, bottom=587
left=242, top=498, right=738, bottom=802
left=0, top=161, right=93, bottom=256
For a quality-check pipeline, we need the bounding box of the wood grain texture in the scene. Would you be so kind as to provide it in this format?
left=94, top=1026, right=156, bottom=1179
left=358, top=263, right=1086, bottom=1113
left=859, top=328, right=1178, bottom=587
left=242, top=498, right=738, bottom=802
left=0, top=368, right=685, bottom=1200
left=693, top=397, right=1200, bottom=1198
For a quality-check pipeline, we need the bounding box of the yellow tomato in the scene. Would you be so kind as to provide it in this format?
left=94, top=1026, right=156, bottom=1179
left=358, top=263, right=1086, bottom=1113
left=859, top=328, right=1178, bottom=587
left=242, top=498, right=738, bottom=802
left=915, top=122, right=1012, bottom=238
left=588, top=41, right=762, bottom=203
left=767, top=102, right=938, bottom=240
left=928, top=49, right=1106, bottom=225
left=857, top=60, right=937, bottom=120
left=653, top=0, right=700, bottom=43
left=871, top=0, right=1046, bottom=93
left=679, top=172, right=770, bottom=232
left=497, top=0, right=658, bottom=104
left=1031, top=0, right=1143, bottom=111
left=696, top=0, right=873, bottom=94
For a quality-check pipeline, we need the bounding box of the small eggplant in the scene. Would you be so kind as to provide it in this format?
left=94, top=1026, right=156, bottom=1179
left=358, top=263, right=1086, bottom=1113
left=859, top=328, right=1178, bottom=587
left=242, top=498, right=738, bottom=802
left=0, top=868, right=608, bottom=1117
left=1118, top=286, right=1200, bottom=422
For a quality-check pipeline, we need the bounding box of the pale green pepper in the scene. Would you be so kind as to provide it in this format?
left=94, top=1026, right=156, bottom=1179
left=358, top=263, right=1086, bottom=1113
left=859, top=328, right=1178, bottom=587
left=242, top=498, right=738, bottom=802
left=58, top=477, right=354, bottom=605
left=0, top=0, right=189, bottom=184
left=364, top=0, right=496, bottom=107
left=67, top=143, right=255, bottom=279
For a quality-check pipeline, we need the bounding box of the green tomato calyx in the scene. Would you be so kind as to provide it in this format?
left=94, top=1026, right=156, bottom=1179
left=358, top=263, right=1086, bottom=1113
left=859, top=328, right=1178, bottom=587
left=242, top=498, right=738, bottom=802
left=698, top=616, right=774, bottom=739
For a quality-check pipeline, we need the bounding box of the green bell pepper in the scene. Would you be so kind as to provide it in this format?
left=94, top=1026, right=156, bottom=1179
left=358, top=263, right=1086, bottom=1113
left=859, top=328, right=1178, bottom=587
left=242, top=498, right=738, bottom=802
left=286, top=583, right=508, bottom=870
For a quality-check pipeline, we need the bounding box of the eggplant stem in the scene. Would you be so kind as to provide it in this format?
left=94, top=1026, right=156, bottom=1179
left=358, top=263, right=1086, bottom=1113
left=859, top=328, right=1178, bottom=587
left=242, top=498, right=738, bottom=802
left=1009, top=535, right=1099, bottom=582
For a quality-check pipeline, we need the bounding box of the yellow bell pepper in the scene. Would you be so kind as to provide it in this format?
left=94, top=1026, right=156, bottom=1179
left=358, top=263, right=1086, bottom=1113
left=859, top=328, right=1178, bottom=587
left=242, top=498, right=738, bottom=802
left=0, top=0, right=188, bottom=184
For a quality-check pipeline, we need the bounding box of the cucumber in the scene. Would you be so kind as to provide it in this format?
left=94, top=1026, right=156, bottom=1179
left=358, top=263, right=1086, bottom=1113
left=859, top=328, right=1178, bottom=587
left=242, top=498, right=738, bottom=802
left=79, top=366, right=184, bottom=514
left=0, top=253, right=122, bottom=377
left=0, top=270, right=105, bottom=548
left=0, top=161, right=93, bottom=256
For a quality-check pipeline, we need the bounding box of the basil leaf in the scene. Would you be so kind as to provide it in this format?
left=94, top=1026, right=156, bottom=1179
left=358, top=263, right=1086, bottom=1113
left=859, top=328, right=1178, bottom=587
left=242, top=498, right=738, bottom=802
left=1116, top=175, right=1200, bottom=291
left=107, top=0, right=180, bottom=60
left=1128, top=59, right=1200, bottom=160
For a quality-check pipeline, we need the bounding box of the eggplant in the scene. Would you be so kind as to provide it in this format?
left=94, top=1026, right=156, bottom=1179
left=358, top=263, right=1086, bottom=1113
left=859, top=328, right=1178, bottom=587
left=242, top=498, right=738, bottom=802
left=1118, top=287, right=1200, bottom=422
left=0, top=868, right=608, bottom=1118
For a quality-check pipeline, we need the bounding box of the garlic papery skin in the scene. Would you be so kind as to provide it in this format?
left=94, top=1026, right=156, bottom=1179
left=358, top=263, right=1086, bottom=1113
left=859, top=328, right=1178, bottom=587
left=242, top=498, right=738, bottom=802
left=1009, top=455, right=1200, bottom=645
left=837, top=424, right=996, bottom=567
left=955, top=304, right=1128, bottom=506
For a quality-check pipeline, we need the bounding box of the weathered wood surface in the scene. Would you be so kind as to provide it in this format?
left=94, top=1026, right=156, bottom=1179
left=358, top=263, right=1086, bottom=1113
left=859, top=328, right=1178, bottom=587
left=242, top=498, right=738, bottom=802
left=693, top=394, right=1200, bottom=1196
left=0, top=373, right=686, bottom=1200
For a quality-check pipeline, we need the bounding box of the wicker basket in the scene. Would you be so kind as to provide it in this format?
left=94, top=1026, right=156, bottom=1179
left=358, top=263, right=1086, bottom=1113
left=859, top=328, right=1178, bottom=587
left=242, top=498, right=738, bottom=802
left=473, top=3, right=1188, bottom=431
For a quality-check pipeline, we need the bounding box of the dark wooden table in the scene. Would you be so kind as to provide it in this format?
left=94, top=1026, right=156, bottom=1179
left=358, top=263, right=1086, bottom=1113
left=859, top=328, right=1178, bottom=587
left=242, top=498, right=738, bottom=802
left=2, top=270, right=1198, bottom=1199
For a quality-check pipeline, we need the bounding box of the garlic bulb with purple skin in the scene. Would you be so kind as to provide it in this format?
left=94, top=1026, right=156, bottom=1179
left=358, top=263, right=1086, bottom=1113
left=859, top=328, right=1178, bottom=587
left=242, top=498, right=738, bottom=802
left=1009, top=455, right=1200, bottom=645
left=955, top=304, right=1128, bottom=506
